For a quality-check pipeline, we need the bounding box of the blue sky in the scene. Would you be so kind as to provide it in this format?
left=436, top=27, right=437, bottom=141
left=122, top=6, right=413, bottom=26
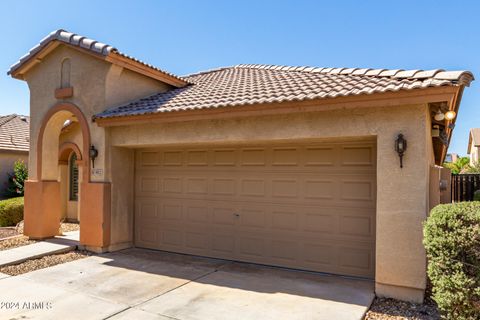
left=0, top=0, right=478, bottom=155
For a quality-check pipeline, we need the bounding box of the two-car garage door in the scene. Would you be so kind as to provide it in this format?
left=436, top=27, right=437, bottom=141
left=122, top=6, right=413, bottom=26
left=134, top=139, right=376, bottom=278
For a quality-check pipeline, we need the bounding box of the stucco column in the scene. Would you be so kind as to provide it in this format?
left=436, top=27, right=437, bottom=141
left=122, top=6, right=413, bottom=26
left=79, top=182, right=111, bottom=251
left=24, top=180, right=61, bottom=239
left=374, top=113, right=429, bottom=303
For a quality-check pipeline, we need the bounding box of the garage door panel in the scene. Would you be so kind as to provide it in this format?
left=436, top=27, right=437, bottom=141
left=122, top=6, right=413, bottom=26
left=211, top=234, right=235, bottom=254
left=238, top=236, right=267, bottom=257
left=212, top=206, right=237, bottom=226
left=270, top=240, right=299, bottom=261
left=185, top=205, right=209, bottom=223
left=161, top=229, right=184, bottom=247
left=339, top=215, right=374, bottom=237
left=238, top=207, right=267, bottom=229
left=341, top=179, right=375, bottom=201
left=185, top=232, right=209, bottom=250
left=135, top=139, right=376, bottom=278
left=162, top=150, right=183, bottom=166
left=341, top=145, right=375, bottom=166
left=304, top=146, right=337, bottom=166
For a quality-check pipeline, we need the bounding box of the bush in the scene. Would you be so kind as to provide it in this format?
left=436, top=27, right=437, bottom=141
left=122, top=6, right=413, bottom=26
left=0, top=197, right=23, bottom=227
left=424, top=202, right=480, bottom=319
left=0, top=197, right=24, bottom=227
left=4, top=160, right=28, bottom=198
left=474, top=190, right=480, bottom=202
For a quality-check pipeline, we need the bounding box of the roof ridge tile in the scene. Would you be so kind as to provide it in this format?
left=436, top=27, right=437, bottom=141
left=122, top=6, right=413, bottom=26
left=8, top=29, right=189, bottom=85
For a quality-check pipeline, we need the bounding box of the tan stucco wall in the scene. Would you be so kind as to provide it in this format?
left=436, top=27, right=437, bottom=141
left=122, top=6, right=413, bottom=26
left=108, top=146, right=134, bottom=249
left=24, top=45, right=170, bottom=183
left=0, top=151, right=28, bottom=198
left=20, top=43, right=443, bottom=302
left=106, top=103, right=431, bottom=301
left=470, top=146, right=479, bottom=165
left=59, top=122, right=83, bottom=152
left=58, top=123, right=82, bottom=221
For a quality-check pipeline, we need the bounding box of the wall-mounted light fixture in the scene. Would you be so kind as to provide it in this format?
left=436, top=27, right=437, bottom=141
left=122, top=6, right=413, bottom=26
left=395, top=134, right=407, bottom=168
left=434, top=110, right=445, bottom=121
left=434, top=109, right=456, bottom=122
left=445, top=110, right=456, bottom=121
left=89, top=145, right=98, bottom=168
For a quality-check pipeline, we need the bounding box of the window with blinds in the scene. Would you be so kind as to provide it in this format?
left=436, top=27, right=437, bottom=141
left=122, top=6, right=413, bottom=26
left=69, top=153, right=79, bottom=201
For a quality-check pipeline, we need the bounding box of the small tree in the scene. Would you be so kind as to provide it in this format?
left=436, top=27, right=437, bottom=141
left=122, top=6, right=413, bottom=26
left=444, top=156, right=470, bottom=174
left=4, top=160, right=28, bottom=198
left=463, top=161, right=480, bottom=174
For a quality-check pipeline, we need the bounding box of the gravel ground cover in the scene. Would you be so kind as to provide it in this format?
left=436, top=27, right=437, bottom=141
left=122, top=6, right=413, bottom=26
left=0, top=251, right=90, bottom=276
left=0, top=236, right=35, bottom=251
left=0, top=227, right=18, bottom=239
left=364, top=298, right=440, bottom=320
left=0, top=222, right=79, bottom=252
left=60, top=222, right=79, bottom=233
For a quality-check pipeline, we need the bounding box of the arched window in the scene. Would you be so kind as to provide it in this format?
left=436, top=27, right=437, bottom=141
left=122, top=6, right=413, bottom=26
left=69, top=152, right=79, bottom=201
left=61, top=59, right=71, bottom=88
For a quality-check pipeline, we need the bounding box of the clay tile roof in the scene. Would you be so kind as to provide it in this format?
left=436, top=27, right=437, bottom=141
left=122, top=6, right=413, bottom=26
left=94, top=64, right=474, bottom=120
left=0, top=114, right=29, bottom=152
left=7, top=29, right=188, bottom=86
left=394, top=70, right=422, bottom=79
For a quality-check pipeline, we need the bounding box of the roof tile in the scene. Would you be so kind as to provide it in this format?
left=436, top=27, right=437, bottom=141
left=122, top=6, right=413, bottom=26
left=7, top=29, right=189, bottom=86
left=0, top=115, right=29, bottom=152
left=394, top=70, right=422, bottom=79
left=95, top=64, right=474, bottom=120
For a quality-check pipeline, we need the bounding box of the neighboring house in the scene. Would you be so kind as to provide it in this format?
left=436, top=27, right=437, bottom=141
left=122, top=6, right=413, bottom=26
left=0, top=114, right=29, bottom=196
left=7, top=30, right=474, bottom=303
left=445, top=153, right=458, bottom=163
left=467, top=128, right=480, bottom=165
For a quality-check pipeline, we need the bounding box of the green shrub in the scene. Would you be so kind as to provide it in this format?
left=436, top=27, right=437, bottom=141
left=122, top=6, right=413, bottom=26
left=4, top=160, right=28, bottom=197
left=474, top=190, right=480, bottom=202
left=0, top=197, right=24, bottom=227
left=424, top=202, right=480, bottom=319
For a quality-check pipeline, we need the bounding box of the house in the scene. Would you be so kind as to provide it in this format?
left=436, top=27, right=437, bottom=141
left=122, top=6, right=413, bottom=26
left=445, top=152, right=459, bottom=163
left=0, top=114, right=29, bottom=196
left=467, top=128, right=480, bottom=165
left=7, top=30, right=473, bottom=303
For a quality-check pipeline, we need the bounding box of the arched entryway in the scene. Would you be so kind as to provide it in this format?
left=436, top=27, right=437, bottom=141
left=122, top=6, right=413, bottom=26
left=58, top=142, right=83, bottom=222
left=23, top=103, right=111, bottom=250
left=37, top=103, right=91, bottom=183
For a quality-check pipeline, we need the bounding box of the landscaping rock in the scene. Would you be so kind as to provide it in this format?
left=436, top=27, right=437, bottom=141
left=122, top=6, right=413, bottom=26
left=0, top=227, right=18, bottom=239
left=0, top=235, right=35, bottom=251
left=0, top=251, right=90, bottom=276
left=364, top=298, right=440, bottom=320
left=60, top=222, right=79, bottom=233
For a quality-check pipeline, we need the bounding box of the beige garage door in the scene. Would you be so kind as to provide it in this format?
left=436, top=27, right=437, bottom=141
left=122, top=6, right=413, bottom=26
left=135, top=139, right=376, bottom=278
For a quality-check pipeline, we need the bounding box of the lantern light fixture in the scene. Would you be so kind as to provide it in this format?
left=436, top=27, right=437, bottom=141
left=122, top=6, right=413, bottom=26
left=433, top=109, right=457, bottom=122
left=89, top=145, right=98, bottom=168
left=434, top=110, right=445, bottom=121
left=395, top=134, right=407, bottom=169
left=445, top=110, right=456, bottom=121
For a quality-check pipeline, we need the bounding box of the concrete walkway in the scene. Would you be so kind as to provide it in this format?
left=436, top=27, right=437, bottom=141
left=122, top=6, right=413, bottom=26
left=0, top=231, right=79, bottom=267
left=0, top=248, right=374, bottom=320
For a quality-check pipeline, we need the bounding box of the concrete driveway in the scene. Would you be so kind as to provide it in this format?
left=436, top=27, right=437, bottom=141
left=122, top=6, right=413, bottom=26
left=0, top=248, right=374, bottom=320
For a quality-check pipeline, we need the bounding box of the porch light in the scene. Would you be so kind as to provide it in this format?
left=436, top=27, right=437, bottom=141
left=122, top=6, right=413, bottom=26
left=89, top=145, right=98, bottom=168
left=445, top=110, right=456, bottom=121
left=434, top=110, right=445, bottom=121
left=395, top=134, right=407, bottom=169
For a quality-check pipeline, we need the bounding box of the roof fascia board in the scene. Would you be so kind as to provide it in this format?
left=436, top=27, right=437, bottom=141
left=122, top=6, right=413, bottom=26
left=0, top=148, right=29, bottom=153
left=105, top=52, right=187, bottom=87
left=10, top=41, right=61, bottom=80
left=95, top=86, right=458, bottom=127
left=10, top=41, right=188, bottom=88
left=439, top=85, right=464, bottom=164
